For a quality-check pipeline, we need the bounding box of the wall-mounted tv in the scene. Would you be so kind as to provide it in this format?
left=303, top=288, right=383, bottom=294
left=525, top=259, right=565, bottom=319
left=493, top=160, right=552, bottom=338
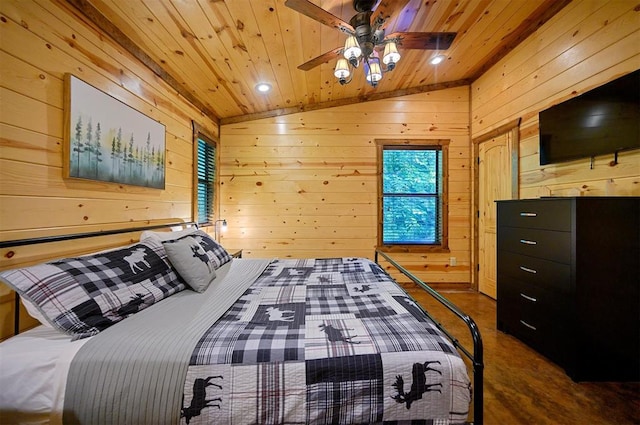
left=539, top=69, right=640, bottom=166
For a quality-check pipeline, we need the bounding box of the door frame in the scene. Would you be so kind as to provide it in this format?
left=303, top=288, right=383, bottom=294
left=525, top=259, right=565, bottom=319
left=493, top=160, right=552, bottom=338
left=472, top=118, right=521, bottom=290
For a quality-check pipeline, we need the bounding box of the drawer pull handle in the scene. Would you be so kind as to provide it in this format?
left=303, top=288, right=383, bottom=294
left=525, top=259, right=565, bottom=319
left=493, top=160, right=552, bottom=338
left=519, top=266, right=537, bottom=274
left=519, top=239, right=537, bottom=245
left=520, top=320, right=537, bottom=331
left=520, top=212, right=537, bottom=217
left=520, top=293, right=537, bottom=302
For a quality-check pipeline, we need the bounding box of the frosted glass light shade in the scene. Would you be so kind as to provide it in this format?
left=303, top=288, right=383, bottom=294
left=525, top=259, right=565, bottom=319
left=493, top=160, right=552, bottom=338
left=382, top=42, right=401, bottom=65
left=365, top=55, right=382, bottom=86
left=343, top=36, right=362, bottom=61
left=334, top=58, right=350, bottom=79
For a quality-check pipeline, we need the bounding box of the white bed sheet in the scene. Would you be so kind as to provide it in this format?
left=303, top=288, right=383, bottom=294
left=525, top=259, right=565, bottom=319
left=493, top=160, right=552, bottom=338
left=0, top=326, right=89, bottom=424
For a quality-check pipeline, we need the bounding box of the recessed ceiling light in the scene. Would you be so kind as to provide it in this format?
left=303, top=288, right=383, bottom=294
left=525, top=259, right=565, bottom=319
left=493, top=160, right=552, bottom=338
left=255, top=83, right=272, bottom=93
left=430, top=55, right=446, bottom=65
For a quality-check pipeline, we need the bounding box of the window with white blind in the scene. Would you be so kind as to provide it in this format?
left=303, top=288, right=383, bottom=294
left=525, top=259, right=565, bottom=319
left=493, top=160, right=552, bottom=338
left=195, top=133, right=217, bottom=226
left=376, top=139, right=449, bottom=251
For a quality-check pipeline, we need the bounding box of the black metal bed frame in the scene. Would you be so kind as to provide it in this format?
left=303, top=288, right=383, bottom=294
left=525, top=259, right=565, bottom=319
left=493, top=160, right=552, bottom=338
left=2, top=224, right=483, bottom=424
left=375, top=249, right=484, bottom=425
left=2, top=221, right=197, bottom=336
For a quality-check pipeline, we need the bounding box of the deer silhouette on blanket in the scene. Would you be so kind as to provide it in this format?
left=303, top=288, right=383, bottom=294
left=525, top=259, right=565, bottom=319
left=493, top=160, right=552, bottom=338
left=354, top=284, right=371, bottom=293
left=116, top=293, right=145, bottom=317
left=124, top=248, right=150, bottom=274
left=190, top=244, right=212, bottom=272
left=392, top=361, right=442, bottom=409
left=265, top=306, right=296, bottom=321
left=319, top=323, right=360, bottom=344
left=317, top=275, right=331, bottom=284
left=181, top=375, right=223, bottom=424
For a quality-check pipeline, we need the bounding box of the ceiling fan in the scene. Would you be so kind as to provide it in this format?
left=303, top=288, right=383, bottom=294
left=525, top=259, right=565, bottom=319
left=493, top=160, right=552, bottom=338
left=284, top=0, right=457, bottom=87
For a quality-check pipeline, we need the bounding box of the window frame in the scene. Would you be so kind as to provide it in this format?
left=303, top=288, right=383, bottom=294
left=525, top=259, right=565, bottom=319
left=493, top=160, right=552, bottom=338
left=192, top=123, right=219, bottom=227
left=376, top=139, right=450, bottom=253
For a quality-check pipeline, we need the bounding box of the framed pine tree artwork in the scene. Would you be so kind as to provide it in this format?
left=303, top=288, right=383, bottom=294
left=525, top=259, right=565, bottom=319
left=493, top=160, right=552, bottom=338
left=63, top=74, right=166, bottom=189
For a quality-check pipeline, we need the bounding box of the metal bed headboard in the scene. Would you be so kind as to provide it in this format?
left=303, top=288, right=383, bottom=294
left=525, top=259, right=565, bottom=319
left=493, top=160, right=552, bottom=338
left=1, top=221, right=198, bottom=337
left=375, top=249, right=484, bottom=425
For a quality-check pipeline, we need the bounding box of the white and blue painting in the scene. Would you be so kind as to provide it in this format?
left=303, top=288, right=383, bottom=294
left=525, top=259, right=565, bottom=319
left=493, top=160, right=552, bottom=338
left=67, top=75, right=166, bottom=189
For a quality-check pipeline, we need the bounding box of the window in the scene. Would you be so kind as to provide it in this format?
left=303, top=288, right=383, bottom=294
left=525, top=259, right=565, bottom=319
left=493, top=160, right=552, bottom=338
left=377, top=140, right=449, bottom=251
left=194, top=131, right=217, bottom=226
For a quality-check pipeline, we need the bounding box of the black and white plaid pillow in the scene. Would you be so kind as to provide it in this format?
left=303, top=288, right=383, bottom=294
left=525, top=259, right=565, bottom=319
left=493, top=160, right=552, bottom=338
left=190, top=230, right=232, bottom=269
left=0, top=239, right=185, bottom=339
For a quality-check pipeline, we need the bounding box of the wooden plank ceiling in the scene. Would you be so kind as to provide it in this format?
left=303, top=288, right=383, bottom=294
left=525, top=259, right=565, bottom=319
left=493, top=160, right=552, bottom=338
left=66, top=0, right=570, bottom=124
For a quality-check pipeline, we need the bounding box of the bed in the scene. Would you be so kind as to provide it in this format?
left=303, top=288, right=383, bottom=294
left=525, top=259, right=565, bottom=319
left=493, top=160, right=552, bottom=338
left=0, top=222, right=483, bottom=425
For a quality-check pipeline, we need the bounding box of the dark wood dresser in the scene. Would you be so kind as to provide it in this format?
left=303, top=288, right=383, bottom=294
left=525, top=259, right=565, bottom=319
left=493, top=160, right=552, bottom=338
left=496, top=197, right=639, bottom=381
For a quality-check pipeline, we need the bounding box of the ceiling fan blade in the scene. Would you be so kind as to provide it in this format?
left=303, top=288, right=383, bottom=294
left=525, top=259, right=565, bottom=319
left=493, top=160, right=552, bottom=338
left=372, top=0, right=411, bottom=24
left=298, top=47, right=343, bottom=71
left=387, top=32, right=457, bottom=50
left=285, top=0, right=353, bottom=33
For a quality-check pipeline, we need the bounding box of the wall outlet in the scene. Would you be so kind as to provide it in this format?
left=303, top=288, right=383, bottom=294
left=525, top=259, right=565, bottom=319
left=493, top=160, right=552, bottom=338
left=449, top=257, right=457, bottom=266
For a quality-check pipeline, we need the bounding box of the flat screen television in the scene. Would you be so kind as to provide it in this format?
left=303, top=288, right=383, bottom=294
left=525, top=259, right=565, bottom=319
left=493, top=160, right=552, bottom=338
left=539, top=69, right=640, bottom=165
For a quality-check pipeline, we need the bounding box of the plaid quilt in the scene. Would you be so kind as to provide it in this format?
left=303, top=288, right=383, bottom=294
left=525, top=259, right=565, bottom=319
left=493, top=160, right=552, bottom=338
left=180, top=258, right=471, bottom=425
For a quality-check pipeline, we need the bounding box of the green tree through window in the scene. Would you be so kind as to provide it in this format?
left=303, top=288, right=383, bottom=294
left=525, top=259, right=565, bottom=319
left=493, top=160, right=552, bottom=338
left=195, top=133, right=217, bottom=225
left=377, top=140, right=449, bottom=250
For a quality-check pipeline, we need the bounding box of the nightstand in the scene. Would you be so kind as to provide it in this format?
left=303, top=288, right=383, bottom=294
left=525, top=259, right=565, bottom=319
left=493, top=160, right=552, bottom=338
left=229, top=249, right=243, bottom=258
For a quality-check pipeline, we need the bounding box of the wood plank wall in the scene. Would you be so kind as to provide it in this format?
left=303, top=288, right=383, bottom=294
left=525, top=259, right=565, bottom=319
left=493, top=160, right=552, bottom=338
left=3, top=0, right=636, bottom=340
left=0, top=0, right=218, bottom=337
left=220, top=86, right=472, bottom=285
left=472, top=0, right=640, bottom=197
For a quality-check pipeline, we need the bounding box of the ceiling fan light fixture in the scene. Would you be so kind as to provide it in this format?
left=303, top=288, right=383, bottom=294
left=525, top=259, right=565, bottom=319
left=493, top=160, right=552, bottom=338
left=382, top=41, right=401, bottom=70
left=285, top=0, right=458, bottom=90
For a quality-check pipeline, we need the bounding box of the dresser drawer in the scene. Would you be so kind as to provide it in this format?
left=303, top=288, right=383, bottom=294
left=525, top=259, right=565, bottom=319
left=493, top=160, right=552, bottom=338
left=511, top=312, right=566, bottom=366
left=497, top=277, right=562, bottom=331
left=498, top=276, right=567, bottom=314
left=498, top=250, right=571, bottom=293
left=498, top=227, right=571, bottom=263
left=497, top=277, right=568, bottom=365
left=497, top=199, right=572, bottom=231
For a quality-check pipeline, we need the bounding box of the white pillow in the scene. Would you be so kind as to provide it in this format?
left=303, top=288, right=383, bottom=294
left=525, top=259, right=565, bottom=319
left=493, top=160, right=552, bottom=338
left=139, top=226, right=198, bottom=243
left=21, top=297, right=53, bottom=327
